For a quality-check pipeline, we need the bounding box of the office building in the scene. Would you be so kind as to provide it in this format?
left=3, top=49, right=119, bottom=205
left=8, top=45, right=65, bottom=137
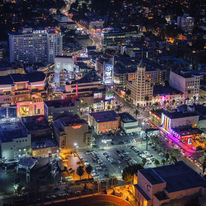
left=9, top=27, right=62, bottom=65
left=177, top=14, right=195, bottom=32
left=169, top=71, right=200, bottom=100
left=126, top=61, right=153, bottom=106
left=135, top=161, right=206, bottom=206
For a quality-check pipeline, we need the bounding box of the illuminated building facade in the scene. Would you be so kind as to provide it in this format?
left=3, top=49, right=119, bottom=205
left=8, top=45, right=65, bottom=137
left=16, top=100, right=44, bottom=118
left=103, top=61, right=114, bottom=85
left=54, top=56, right=74, bottom=85
left=0, top=71, right=46, bottom=104
left=53, top=114, right=92, bottom=149
left=126, top=61, right=153, bottom=106
left=9, top=27, right=62, bottom=65
left=169, top=71, right=200, bottom=100
left=64, top=70, right=103, bottom=97
left=0, top=121, right=31, bottom=162
left=119, top=112, right=139, bottom=134
left=161, top=111, right=199, bottom=132
left=32, top=139, right=58, bottom=158
left=88, top=110, right=120, bottom=134
left=44, top=99, right=81, bottom=123
left=152, top=85, right=183, bottom=105
left=135, top=161, right=206, bottom=206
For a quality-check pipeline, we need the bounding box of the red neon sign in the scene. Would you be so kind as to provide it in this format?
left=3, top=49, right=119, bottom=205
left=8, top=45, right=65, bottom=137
left=72, top=125, right=82, bottom=129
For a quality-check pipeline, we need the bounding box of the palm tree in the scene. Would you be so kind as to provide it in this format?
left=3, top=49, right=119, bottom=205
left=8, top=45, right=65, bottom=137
left=109, top=176, right=118, bottom=187
left=141, top=158, right=147, bottom=167
left=165, top=153, right=170, bottom=161
left=85, top=165, right=93, bottom=179
left=169, top=155, right=177, bottom=164
left=126, top=89, right=131, bottom=96
left=154, top=159, right=160, bottom=167
left=145, top=96, right=149, bottom=101
left=76, top=166, right=84, bottom=180
left=135, top=109, right=139, bottom=116
left=161, top=159, right=166, bottom=165
left=122, top=164, right=143, bottom=183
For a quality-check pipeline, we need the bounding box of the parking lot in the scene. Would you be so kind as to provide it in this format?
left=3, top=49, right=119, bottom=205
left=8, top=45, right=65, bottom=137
left=78, top=137, right=165, bottom=181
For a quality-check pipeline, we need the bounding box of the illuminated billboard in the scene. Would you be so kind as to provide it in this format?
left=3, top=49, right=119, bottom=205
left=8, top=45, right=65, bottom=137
left=103, top=63, right=113, bottom=85
left=105, top=92, right=114, bottom=101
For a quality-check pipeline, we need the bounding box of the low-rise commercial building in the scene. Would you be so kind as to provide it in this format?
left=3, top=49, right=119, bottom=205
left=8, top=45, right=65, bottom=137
left=88, top=110, right=120, bottom=134
left=135, top=161, right=206, bottom=206
left=161, top=111, right=199, bottom=132
left=31, top=139, right=58, bottom=158
left=21, top=115, right=52, bottom=138
left=0, top=121, right=31, bottom=162
left=119, top=112, right=139, bottom=134
left=44, top=99, right=81, bottom=122
left=152, top=85, right=183, bottom=105
left=53, top=114, right=92, bottom=149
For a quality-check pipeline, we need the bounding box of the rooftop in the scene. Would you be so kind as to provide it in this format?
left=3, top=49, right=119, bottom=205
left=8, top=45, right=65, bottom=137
left=172, top=127, right=203, bottom=136
left=90, top=110, right=119, bottom=122
left=119, top=112, right=137, bottom=123
left=0, top=71, right=45, bottom=85
left=70, top=70, right=101, bottom=84
left=57, top=114, right=86, bottom=127
left=45, top=99, right=79, bottom=108
left=21, top=115, right=50, bottom=131
left=163, top=111, right=198, bottom=119
left=153, top=85, right=183, bottom=96
left=0, top=121, right=29, bottom=143
left=139, top=161, right=206, bottom=193
left=32, top=138, right=57, bottom=150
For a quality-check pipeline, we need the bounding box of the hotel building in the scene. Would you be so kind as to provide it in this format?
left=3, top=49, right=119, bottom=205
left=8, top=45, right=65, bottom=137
left=9, top=27, right=62, bottom=65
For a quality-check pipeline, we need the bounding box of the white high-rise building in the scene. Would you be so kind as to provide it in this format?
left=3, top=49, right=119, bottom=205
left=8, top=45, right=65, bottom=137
left=126, top=61, right=153, bottom=106
left=9, top=27, right=62, bottom=65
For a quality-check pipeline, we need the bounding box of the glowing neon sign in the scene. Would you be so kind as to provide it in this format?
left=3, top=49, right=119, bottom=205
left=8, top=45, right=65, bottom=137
left=72, top=125, right=82, bottom=129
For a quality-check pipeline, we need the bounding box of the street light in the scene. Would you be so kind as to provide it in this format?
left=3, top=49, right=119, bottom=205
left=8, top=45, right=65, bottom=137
left=142, top=122, right=148, bottom=150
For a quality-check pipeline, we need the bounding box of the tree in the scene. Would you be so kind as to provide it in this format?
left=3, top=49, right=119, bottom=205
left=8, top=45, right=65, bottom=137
left=122, top=164, right=143, bottom=183
left=165, top=153, right=170, bottom=161
left=169, top=155, right=177, bottom=164
left=135, top=109, right=139, bottom=116
left=116, top=105, right=121, bottom=112
left=85, top=165, right=93, bottom=179
left=171, top=149, right=179, bottom=158
left=145, top=96, right=149, bottom=101
left=141, top=158, right=147, bottom=167
left=154, top=159, right=160, bottom=167
left=126, top=89, right=131, bottom=96
left=109, top=176, right=118, bottom=187
left=161, top=159, right=166, bottom=165
left=76, top=166, right=84, bottom=180
left=196, top=146, right=203, bottom=151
